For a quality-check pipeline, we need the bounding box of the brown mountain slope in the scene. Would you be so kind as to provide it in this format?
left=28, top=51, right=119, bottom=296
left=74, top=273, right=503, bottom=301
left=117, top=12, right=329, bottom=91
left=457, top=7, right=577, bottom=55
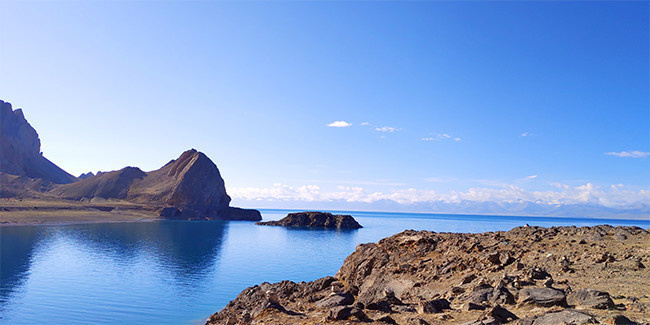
left=0, top=100, right=76, bottom=184
left=52, top=167, right=146, bottom=200
left=1, top=99, right=260, bottom=222
left=51, top=149, right=259, bottom=220
left=127, top=149, right=231, bottom=210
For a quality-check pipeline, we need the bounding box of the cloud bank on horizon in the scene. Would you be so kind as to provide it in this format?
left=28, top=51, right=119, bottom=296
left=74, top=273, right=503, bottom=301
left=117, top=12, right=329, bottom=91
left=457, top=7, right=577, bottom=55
left=229, top=182, right=650, bottom=218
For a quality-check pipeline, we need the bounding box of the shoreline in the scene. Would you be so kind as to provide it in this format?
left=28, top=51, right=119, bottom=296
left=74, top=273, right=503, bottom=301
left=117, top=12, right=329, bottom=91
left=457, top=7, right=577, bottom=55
left=0, top=217, right=161, bottom=227
left=0, top=198, right=162, bottom=226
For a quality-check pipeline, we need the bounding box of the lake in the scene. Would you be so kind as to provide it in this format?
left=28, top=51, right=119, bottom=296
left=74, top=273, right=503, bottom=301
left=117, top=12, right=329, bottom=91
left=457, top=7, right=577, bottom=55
left=1, top=209, right=648, bottom=324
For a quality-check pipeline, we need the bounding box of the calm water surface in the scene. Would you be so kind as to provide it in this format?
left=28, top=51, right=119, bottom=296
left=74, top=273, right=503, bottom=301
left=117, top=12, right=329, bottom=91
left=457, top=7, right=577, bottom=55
left=1, top=209, right=648, bottom=324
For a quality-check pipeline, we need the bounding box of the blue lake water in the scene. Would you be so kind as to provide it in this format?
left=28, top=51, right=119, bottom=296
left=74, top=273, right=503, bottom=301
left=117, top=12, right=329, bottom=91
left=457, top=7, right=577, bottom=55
left=1, top=209, right=649, bottom=324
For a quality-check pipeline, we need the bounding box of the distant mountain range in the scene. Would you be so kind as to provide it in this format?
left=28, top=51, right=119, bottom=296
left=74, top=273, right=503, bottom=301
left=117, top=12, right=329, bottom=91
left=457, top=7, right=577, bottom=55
left=234, top=199, right=650, bottom=220
left=0, top=100, right=260, bottom=221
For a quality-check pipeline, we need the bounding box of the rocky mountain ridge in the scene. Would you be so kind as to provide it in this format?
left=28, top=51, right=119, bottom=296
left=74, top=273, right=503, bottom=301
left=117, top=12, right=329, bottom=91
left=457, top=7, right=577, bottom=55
left=207, top=225, right=649, bottom=324
left=0, top=100, right=76, bottom=184
left=0, top=100, right=260, bottom=221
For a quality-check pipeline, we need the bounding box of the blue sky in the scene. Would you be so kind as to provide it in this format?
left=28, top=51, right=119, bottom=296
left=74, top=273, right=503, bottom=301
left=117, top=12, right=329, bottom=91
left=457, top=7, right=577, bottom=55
left=1, top=1, right=648, bottom=216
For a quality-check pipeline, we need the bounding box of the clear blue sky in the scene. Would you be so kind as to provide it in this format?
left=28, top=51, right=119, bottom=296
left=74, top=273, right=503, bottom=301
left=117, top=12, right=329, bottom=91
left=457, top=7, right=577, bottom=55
left=1, top=1, right=648, bottom=214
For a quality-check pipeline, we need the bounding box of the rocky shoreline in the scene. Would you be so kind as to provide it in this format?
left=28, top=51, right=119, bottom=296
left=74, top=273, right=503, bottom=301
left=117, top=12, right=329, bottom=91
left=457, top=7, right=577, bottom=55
left=207, top=225, right=649, bottom=324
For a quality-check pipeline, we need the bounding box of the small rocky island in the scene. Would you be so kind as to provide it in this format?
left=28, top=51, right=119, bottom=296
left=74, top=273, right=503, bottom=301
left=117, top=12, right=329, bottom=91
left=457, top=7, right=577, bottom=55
left=256, top=211, right=363, bottom=229
left=207, top=225, right=649, bottom=324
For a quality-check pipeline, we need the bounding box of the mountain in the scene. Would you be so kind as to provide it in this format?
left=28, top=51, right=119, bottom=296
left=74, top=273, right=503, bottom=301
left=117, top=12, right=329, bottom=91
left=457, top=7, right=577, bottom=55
left=78, top=172, right=95, bottom=179
left=0, top=100, right=260, bottom=221
left=0, top=100, right=76, bottom=184
left=52, top=149, right=258, bottom=220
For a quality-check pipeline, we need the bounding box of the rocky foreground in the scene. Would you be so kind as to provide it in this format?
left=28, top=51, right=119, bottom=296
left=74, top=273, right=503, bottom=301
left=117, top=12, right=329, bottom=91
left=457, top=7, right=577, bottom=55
left=256, top=212, right=363, bottom=229
left=207, top=225, right=649, bottom=324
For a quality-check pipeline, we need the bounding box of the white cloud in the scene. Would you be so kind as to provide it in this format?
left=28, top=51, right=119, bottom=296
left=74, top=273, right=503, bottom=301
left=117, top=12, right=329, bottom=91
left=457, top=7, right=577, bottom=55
left=605, top=151, right=650, bottom=158
left=520, top=132, right=531, bottom=137
left=230, top=182, right=650, bottom=209
left=327, top=121, right=352, bottom=127
left=376, top=126, right=401, bottom=132
left=361, top=122, right=370, bottom=126
left=525, top=175, right=537, bottom=180
left=421, top=133, right=460, bottom=141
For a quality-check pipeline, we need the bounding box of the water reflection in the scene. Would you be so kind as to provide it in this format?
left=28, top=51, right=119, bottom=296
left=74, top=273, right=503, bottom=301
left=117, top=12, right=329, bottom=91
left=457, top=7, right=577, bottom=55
left=0, top=226, right=47, bottom=310
left=61, top=221, right=229, bottom=281
left=0, top=220, right=228, bottom=311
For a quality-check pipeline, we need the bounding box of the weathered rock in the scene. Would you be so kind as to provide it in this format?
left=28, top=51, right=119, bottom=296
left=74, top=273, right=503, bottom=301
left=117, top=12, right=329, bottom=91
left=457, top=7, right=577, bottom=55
left=464, top=302, right=487, bottom=311
left=467, top=282, right=514, bottom=305
left=518, top=287, right=567, bottom=307
left=486, top=305, right=518, bottom=323
left=528, top=309, right=596, bottom=324
left=366, top=299, right=395, bottom=313
left=603, top=314, right=636, bottom=324
left=460, top=273, right=478, bottom=285
left=406, top=317, right=431, bottom=325
left=529, top=267, right=551, bottom=280
left=256, top=211, right=362, bottom=229
left=491, top=282, right=515, bottom=305
left=567, top=289, right=615, bottom=309
left=469, top=283, right=496, bottom=304
left=470, top=305, right=518, bottom=324
left=329, top=306, right=366, bottom=321
left=416, top=298, right=450, bottom=314
left=376, top=315, right=398, bottom=324
left=315, top=292, right=354, bottom=308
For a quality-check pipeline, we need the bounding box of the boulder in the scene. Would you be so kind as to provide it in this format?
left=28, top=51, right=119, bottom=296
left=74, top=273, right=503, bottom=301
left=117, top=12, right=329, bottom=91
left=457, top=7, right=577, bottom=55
left=567, top=289, right=615, bottom=309
left=518, top=287, right=567, bottom=307
left=469, top=305, right=518, bottom=324
left=602, top=314, right=636, bottom=325
left=329, top=306, right=367, bottom=321
left=416, top=298, right=450, bottom=314
left=315, top=293, right=354, bottom=308
left=529, top=309, right=596, bottom=325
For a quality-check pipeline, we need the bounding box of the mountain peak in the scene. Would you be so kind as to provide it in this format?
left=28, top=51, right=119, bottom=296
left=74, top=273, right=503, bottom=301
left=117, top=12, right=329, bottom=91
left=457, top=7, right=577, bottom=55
left=0, top=100, right=76, bottom=184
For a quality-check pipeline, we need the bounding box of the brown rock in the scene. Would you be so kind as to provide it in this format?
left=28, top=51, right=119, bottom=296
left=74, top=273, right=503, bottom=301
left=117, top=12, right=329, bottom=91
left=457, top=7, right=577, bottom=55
left=416, top=298, right=450, bottom=314
left=529, top=309, right=596, bottom=324
left=518, top=287, right=567, bottom=307
left=567, top=289, right=615, bottom=310
left=256, top=211, right=362, bottom=229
